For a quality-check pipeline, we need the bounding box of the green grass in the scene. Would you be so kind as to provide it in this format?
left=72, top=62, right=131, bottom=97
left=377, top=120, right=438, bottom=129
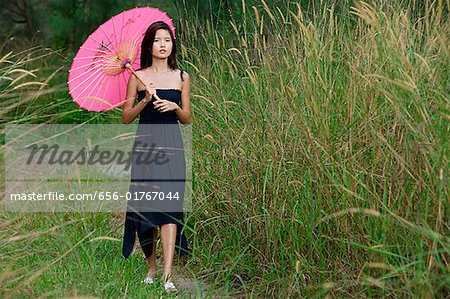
left=1, top=0, right=449, bottom=298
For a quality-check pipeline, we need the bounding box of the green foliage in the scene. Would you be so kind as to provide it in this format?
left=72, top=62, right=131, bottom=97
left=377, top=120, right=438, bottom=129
left=47, top=0, right=132, bottom=49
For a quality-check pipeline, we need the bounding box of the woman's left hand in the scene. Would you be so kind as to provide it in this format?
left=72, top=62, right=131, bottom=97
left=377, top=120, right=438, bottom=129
left=153, top=99, right=179, bottom=113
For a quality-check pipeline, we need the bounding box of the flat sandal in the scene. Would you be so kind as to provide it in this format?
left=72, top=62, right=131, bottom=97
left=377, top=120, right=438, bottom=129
left=163, top=281, right=178, bottom=293
left=142, top=277, right=155, bottom=285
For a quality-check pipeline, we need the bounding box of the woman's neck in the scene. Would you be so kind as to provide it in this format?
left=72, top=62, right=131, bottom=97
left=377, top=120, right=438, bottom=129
left=148, top=58, right=171, bottom=73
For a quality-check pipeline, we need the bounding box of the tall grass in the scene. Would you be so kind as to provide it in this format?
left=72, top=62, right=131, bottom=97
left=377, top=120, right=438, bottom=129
left=1, top=0, right=449, bottom=298
left=179, top=0, right=449, bottom=297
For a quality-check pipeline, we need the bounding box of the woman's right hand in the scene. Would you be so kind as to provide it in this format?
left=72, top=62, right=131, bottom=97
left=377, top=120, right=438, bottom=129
left=142, top=82, right=156, bottom=103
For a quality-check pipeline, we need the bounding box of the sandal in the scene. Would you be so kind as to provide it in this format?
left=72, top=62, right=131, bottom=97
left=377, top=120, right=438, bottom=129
left=164, top=281, right=178, bottom=293
left=142, top=277, right=155, bottom=285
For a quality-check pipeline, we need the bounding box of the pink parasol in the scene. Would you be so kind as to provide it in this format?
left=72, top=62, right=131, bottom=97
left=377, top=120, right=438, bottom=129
left=68, top=7, right=175, bottom=112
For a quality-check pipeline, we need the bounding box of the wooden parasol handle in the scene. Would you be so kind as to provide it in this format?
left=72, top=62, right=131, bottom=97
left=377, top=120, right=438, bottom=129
left=124, top=63, right=161, bottom=101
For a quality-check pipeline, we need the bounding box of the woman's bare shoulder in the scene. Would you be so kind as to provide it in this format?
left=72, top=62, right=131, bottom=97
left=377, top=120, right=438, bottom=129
left=180, top=70, right=190, bottom=80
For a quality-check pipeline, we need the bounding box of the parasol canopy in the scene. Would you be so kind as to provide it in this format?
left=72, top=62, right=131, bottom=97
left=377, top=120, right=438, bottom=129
left=68, top=7, right=175, bottom=112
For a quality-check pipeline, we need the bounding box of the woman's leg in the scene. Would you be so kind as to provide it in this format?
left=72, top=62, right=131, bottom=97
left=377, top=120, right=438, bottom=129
left=159, top=223, right=177, bottom=283
left=145, top=228, right=158, bottom=278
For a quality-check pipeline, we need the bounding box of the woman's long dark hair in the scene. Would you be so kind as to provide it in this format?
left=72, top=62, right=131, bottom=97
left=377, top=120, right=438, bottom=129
left=139, top=21, right=184, bottom=81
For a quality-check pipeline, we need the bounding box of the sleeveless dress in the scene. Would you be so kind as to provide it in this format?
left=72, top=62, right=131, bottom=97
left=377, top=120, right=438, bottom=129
left=122, top=89, right=191, bottom=259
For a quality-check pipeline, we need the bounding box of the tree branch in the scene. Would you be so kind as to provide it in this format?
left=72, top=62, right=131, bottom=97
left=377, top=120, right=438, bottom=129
left=8, top=0, right=25, bottom=13
left=10, top=17, right=27, bottom=24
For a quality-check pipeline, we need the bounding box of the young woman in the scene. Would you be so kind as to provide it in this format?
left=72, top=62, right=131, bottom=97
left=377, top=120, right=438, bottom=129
left=121, top=21, right=191, bottom=293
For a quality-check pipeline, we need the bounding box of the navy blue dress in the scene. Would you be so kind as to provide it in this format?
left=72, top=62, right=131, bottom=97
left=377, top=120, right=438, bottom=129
left=122, top=89, right=191, bottom=259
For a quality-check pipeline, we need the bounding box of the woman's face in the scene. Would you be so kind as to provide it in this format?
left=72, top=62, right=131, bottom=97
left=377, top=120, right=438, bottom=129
left=152, top=29, right=173, bottom=59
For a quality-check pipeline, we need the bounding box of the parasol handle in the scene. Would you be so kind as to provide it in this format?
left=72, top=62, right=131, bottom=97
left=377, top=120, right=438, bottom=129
left=124, top=63, right=162, bottom=101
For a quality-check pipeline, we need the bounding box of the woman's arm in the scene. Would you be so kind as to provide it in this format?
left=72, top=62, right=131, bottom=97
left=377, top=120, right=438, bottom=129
left=121, top=75, right=153, bottom=124
left=175, top=72, right=191, bottom=124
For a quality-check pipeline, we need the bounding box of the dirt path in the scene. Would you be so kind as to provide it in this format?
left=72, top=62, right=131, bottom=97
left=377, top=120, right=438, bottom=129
left=161, top=257, right=245, bottom=298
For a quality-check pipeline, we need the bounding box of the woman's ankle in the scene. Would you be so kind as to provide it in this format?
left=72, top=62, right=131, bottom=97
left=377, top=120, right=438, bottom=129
left=146, top=265, right=157, bottom=278
left=160, top=273, right=173, bottom=283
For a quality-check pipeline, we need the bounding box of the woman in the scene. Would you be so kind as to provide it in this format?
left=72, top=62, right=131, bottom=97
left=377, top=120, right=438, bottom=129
left=121, top=21, right=191, bottom=293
